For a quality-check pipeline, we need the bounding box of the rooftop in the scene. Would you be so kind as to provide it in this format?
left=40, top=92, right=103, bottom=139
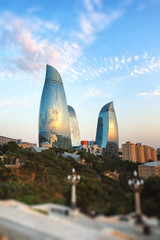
left=31, top=146, right=49, bottom=153
left=139, top=161, right=160, bottom=167
left=62, top=152, right=80, bottom=161
left=41, top=141, right=50, bottom=146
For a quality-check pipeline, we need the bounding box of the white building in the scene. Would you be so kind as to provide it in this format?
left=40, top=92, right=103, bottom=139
left=80, top=144, right=103, bottom=156
left=138, top=161, right=160, bottom=179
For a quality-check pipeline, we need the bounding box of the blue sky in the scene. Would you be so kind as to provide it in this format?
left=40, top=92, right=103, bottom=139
left=0, top=0, right=160, bottom=148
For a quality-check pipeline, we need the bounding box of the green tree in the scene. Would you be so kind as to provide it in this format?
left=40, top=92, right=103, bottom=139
left=141, top=176, right=160, bottom=218
left=2, top=141, right=19, bottom=154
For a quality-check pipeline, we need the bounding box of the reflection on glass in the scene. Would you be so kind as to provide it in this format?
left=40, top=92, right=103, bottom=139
left=95, top=101, right=119, bottom=159
left=39, top=65, right=71, bottom=148
left=68, top=105, right=80, bottom=147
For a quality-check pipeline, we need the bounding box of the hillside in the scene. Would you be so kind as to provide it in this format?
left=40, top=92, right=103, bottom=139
left=0, top=141, right=159, bottom=217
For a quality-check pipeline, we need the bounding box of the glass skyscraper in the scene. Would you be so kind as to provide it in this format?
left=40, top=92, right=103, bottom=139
left=95, top=101, right=119, bottom=159
left=39, top=65, right=71, bottom=148
left=68, top=105, right=80, bottom=147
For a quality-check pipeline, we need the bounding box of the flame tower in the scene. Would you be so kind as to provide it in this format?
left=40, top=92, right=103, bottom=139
left=68, top=105, right=80, bottom=147
left=39, top=65, right=71, bottom=148
left=95, top=101, right=119, bottom=159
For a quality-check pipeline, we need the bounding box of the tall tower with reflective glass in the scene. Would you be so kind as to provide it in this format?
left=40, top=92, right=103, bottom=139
left=39, top=65, right=71, bottom=148
left=95, top=101, right=119, bottom=159
left=68, top=105, right=80, bottom=147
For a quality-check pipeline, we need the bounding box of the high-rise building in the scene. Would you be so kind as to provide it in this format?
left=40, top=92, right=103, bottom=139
left=39, top=65, right=71, bottom=148
left=122, top=141, right=137, bottom=162
left=95, top=101, right=119, bottom=159
left=144, top=145, right=152, bottom=162
left=135, top=144, right=145, bottom=163
left=150, top=147, right=157, bottom=162
left=68, top=105, right=80, bottom=147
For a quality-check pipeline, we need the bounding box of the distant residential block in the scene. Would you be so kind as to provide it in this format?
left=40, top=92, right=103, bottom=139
left=0, top=136, right=17, bottom=145
left=17, top=139, right=37, bottom=149
left=0, top=136, right=37, bottom=150
left=138, top=161, right=160, bottom=178
left=80, top=143, right=103, bottom=156
left=122, top=141, right=157, bottom=163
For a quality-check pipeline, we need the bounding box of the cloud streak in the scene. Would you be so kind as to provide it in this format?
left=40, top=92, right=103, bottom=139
left=0, top=11, right=81, bottom=75
left=137, top=88, right=160, bottom=96
left=0, top=2, right=159, bottom=91
left=0, top=1, right=132, bottom=81
left=68, top=53, right=160, bottom=84
left=81, top=87, right=111, bottom=99
left=78, top=0, right=123, bottom=43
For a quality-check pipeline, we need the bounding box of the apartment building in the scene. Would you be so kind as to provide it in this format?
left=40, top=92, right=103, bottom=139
left=135, top=144, right=145, bottom=163
left=122, top=142, right=157, bottom=163
left=138, top=161, right=160, bottom=178
left=122, top=142, right=137, bottom=162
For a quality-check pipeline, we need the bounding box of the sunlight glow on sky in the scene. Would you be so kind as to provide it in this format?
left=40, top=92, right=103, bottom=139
left=0, top=0, right=160, bottom=148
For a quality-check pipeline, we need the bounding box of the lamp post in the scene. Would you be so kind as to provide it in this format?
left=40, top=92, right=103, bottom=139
left=128, top=170, right=144, bottom=224
left=67, top=168, right=80, bottom=210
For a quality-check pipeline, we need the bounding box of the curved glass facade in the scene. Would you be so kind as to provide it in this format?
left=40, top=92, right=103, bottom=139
left=39, top=65, right=71, bottom=148
left=68, top=105, right=80, bottom=147
left=95, top=101, right=119, bottom=159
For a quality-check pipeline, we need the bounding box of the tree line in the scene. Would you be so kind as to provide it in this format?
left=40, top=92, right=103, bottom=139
left=0, top=141, right=159, bottom=217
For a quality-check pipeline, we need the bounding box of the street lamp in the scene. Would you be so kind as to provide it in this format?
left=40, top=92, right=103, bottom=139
left=128, top=170, right=144, bottom=224
left=67, top=168, right=80, bottom=210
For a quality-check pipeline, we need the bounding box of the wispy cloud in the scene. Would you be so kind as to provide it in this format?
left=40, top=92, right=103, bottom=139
left=68, top=52, right=160, bottom=85
left=0, top=2, right=126, bottom=78
left=81, top=87, right=111, bottom=99
left=0, top=11, right=81, bottom=75
left=84, top=0, right=102, bottom=12
left=130, top=56, right=160, bottom=76
left=0, top=1, right=134, bottom=85
left=0, top=3, right=159, bottom=90
left=77, top=0, right=123, bottom=43
left=27, top=6, right=42, bottom=14
left=137, top=88, right=160, bottom=96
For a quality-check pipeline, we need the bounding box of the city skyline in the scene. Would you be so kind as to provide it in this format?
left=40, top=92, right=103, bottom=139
left=0, top=0, right=160, bottom=148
